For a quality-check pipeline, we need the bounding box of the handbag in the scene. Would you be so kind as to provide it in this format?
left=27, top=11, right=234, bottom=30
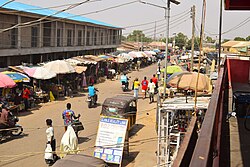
left=74, top=121, right=84, bottom=131
left=44, top=144, right=53, bottom=160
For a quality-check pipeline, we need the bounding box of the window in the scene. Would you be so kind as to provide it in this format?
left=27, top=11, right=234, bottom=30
left=57, top=29, right=61, bottom=46
left=101, top=32, right=104, bottom=45
left=86, top=31, right=91, bottom=46
left=43, top=23, right=51, bottom=47
left=31, top=27, right=38, bottom=47
left=67, top=29, right=72, bottom=46
left=113, top=30, right=116, bottom=44
left=94, top=32, right=97, bottom=45
left=10, top=28, right=17, bottom=48
left=78, top=30, right=82, bottom=46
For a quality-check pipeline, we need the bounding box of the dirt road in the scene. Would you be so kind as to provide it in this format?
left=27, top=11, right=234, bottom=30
left=0, top=62, right=160, bottom=167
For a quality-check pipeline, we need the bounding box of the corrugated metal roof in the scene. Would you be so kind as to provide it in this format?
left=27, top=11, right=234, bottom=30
left=221, top=41, right=241, bottom=47
left=0, top=0, right=120, bottom=28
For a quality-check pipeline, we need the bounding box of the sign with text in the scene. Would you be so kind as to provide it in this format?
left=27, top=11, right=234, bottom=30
left=94, top=116, right=128, bottom=164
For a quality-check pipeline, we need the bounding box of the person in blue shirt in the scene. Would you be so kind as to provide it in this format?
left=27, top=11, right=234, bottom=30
left=88, top=83, right=98, bottom=104
left=120, top=73, right=129, bottom=89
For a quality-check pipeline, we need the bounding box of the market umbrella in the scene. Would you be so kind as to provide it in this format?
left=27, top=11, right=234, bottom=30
left=168, top=72, right=212, bottom=103
left=23, top=67, right=56, bottom=80
left=161, top=65, right=183, bottom=74
left=168, top=72, right=212, bottom=92
left=43, top=60, right=75, bottom=74
left=53, top=154, right=107, bottom=167
left=2, top=71, right=30, bottom=83
left=0, top=73, right=16, bottom=88
left=144, top=50, right=157, bottom=55
left=128, top=51, right=144, bottom=58
left=153, top=49, right=161, bottom=53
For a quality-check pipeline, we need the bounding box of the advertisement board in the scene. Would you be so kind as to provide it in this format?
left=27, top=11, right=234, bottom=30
left=94, top=116, right=128, bottom=164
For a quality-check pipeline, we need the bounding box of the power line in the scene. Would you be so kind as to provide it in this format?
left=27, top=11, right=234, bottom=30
left=0, top=0, right=93, bottom=33
left=0, top=0, right=15, bottom=8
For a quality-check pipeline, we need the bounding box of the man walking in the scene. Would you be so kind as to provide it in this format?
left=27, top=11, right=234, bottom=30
left=133, top=78, right=140, bottom=100
left=62, top=103, right=79, bottom=131
left=148, top=79, right=156, bottom=103
left=141, top=76, right=148, bottom=99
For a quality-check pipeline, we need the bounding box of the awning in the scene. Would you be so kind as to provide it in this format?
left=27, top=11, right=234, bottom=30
left=74, top=66, right=87, bottom=74
left=72, top=57, right=97, bottom=65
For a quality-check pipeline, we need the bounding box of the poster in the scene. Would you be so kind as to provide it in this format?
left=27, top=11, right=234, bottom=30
left=94, top=116, right=128, bottom=164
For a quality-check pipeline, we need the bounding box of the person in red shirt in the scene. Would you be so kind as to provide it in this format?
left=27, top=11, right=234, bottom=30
left=151, top=74, right=158, bottom=93
left=22, top=86, right=30, bottom=111
left=141, top=76, right=149, bottom=99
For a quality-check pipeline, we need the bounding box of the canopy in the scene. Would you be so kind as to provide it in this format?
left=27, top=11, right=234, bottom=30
left=43, top=60, right=75, bottom=74
left=53, top=154, right=107, bottom=167
left=0, top=73, right=16, bottom=88
left=168, top=72, right=212, bottom=92
left=128, top=51, right=145, bottom=58
left=2, top=71, right=30, bottom=83
left=161, top=65, right=183, bottom=74
left=73, top=66, right=87, bottom=74
left=144, top=50, right=157, bottom=56
left=23, top=67, right=56, bottom=80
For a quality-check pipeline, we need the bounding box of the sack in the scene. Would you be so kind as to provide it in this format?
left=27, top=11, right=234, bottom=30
left=132, top=82, right=134, bottom=90
left=44, top=144, right=53, bottom=160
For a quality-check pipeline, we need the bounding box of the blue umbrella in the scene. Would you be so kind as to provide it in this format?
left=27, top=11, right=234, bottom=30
left=2, top=71, right=30, bottom=83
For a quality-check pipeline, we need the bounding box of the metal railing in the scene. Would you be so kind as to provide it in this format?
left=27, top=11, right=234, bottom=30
left=189, top=64, right=228, bottom=166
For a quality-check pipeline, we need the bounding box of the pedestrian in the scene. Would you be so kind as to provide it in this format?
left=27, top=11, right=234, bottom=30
left=151, top=74, right=158, bottom=93
left=137, top=59, right=141, bottom=71
left=45, top=119, right=57, bottom=161
left=148, top=79, right=156, bottom=103
left=62, top=103, right=79, bottom=131
left=22, top=86, right=30, bottom=111
left=141, top=76, right=148, bottom=99
left=133, top=78, right=140, bottom=100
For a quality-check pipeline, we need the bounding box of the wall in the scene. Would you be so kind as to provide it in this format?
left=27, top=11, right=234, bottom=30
left=227, top=59, right=250, bottom=83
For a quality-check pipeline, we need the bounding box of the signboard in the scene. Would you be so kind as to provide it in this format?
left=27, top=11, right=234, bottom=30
left=225, top=0, right=250, bottom=10
left=94, top=116, right=128, bottom=164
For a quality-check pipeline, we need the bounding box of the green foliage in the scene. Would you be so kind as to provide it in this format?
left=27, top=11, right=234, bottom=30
left=126, top=30, right=152, bottom=42
left=206, top=36, right=215, bottom=43
left=222, top=39, right=230, bottom=43
left=175, top=32, right=188, bottom=49
left=186, top=37, right=200, bottom=50
left=234, top=37, right=246, bottom=41
left=246, top=36, right=250, bottom=41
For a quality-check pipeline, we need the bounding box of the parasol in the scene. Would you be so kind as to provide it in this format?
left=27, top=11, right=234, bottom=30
left=2, top=71, right=30, bottom=83
left=23, top=67, right=56, bottom=80
left=0, top=73, right=16, bottom=88
left=161, top=65, right=183, bottom=74
left=43, top=60, right=75, bottom=74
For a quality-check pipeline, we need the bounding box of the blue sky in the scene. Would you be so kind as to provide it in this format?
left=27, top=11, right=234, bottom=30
left=16, top=0, right=250, bottom=40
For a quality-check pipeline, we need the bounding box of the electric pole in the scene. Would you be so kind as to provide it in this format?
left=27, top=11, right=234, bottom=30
left=191, top=5, right=195, bottom=71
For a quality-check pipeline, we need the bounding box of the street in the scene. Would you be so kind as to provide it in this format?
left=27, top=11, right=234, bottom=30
left=0, top=63, right=160, bottom=167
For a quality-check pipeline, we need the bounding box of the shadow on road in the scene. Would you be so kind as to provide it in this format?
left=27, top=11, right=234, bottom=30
left=78, top=137, right=91, bottom=144
left=0, top=133, right=29, bottom=144
left=129, top=124, right=145, bottom=138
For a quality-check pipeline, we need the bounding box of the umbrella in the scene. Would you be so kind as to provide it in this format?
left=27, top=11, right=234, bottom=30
left=2, top=71, right=30, bottom=83
left=23, top=67, right=56, bottom=80
left=43, top=60, right=75, bottom=74
left=128, top=51, right=144, bottom=58
left=153, top=49, right=161, bottom=53
left=144, top=50, right=157, bottom=55
left=53, top=154, right=107, bottom=167
left=168, top=72, right=212, bottom=92
left=166, top=71, right=190, bottom=83
left=161, top=65, right=183, bottom=74
left=0, top=73, right=16, bottom=88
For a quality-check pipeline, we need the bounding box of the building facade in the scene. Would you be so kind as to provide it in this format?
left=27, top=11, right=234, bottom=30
left=0, top=1, right=122, bottom=67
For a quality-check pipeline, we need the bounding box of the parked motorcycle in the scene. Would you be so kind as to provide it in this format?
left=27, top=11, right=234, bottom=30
left=0, top=112, right=23, bottom=141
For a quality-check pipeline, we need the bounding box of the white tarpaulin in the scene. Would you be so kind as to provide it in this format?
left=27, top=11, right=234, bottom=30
left=60, top=125, right=79, bottom=158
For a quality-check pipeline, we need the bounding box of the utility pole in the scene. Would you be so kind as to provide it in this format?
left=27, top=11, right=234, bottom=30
left=191, top=5, right=195, bottom=71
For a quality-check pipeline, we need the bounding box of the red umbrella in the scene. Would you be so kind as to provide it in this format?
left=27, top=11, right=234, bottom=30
left=0, top=73, right=16, bottom=88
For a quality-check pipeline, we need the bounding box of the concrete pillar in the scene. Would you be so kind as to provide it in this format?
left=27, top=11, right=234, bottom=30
left=39, top=21, right=43, bottom=47
left=74, top=24, right=77, bottom=46
left=29, top=55, right=33, bottom=64
left=55, top=21, right=57, bottom=47
left=62, top=22, right=65, bottom=46
left=84, top=26, right=87, bottom=46
left=17, top=15, right=21, bottom=49
left=7, top=57, right=11, bottom=66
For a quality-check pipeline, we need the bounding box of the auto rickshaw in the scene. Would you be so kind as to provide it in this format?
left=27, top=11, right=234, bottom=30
left=101, top=95, right=137, bottom=131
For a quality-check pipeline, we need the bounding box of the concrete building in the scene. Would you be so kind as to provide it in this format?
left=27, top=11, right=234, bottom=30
left=0, top=1, right=122, bottom=67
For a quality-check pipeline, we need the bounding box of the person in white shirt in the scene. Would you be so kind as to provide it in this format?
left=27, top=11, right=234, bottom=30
left=46, top=119, right=56, bottom=161
left=148, top=79, right=156, bottom=103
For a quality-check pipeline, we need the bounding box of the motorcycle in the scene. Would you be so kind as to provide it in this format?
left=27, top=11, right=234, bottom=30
left=86, top=90, right=98, bottom=108
left=121, top=81, right=129, bottom=92
left=72, top=114, right=84, bottom=137
left=0, top=112, right=23, bottom=141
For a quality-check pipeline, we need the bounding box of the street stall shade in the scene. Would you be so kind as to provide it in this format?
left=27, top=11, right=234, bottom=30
left=23, top=67, right=56, bottom=80
left=0, top=73, right=16, bottom=88
left=2, top=71, right=30, bottom=83
left=52, top=154, right=107, bottom=167
left=43, top=60, right=75, bottom=74
left=161, top=65, right=183, bottom=74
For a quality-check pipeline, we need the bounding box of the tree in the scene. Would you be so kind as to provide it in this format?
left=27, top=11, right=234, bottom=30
left=222, top=39, right=230, bottom=43
left=121, top=36, right=126, bottom=41
left=206, top=36, right=215, bottom=43
left=246, top=36, right=250, bottom=41
left=234, top=37, right=246, bottom=41
left=126, top=30, right=152, bottom=42
left=186, top=37, right=200, bottom=50
left=174, top=32, right=188, bottom=49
